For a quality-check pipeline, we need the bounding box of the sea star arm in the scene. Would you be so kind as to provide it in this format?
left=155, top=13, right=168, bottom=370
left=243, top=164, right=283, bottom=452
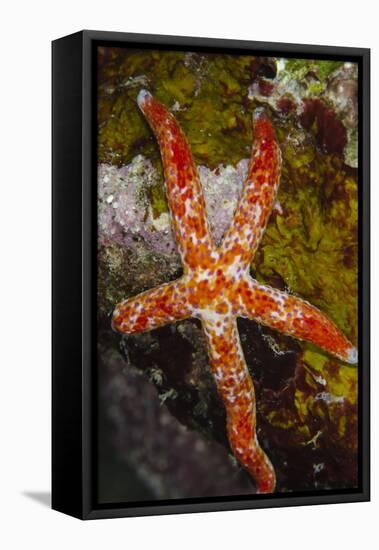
left=238, top=278, right=358, bottom=364
left=137, top=90, right=215, bottom=271
left=202, top=315, right=276, bottom=493
left=219, top=109, right=281, bottom=270
left=112, top=278, right=192, bottom=334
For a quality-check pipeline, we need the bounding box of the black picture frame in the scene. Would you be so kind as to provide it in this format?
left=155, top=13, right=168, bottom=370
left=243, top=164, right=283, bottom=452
left=52, top=30, right=370, bottom=520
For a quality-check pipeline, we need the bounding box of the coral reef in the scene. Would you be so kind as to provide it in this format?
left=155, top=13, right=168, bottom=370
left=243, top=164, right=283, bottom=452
left=96, top=48, right=358, bottom=500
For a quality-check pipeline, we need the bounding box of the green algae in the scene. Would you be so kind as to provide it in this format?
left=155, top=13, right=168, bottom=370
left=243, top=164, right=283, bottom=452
left=255, top=127, right=358, bottom=346
left=283, top=58, right=344, bottom=88
left=98, top=49, right=254, bottom=168
left=97, top=48, right=359, bottom=484
left=275, top=58, right=346, bottom=104
left=148, top=183, right=168, bottom=218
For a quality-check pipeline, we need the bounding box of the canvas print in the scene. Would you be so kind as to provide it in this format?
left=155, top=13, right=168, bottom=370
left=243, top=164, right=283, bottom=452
left=96, top=46, right=358, bottom=503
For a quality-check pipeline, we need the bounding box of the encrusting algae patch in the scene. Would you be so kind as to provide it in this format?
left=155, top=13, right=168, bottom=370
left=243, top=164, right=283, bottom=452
left=97, top=49, right=358, bottom=496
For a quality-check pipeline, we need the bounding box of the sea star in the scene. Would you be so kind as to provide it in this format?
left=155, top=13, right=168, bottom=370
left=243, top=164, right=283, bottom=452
left=112, top=89, right=358, bottom=493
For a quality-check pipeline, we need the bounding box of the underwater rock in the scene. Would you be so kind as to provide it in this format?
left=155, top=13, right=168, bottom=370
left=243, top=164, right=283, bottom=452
left=248, top=58, right=358, bottom=167
left=98, top=343, right=256, bottom=499
left=325, top=63, right=358, bottom=167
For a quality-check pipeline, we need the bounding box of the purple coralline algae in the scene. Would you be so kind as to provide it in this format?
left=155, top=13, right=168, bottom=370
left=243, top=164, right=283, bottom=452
left=98, top=155, right=250, bottom=258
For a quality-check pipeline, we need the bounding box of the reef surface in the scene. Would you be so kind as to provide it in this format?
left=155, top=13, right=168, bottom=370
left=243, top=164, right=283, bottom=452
left=97, top=48, right=358, bottom=501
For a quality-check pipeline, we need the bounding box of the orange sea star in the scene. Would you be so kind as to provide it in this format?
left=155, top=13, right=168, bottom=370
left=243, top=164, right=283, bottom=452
left=112, top=90, right=358, bottom=493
